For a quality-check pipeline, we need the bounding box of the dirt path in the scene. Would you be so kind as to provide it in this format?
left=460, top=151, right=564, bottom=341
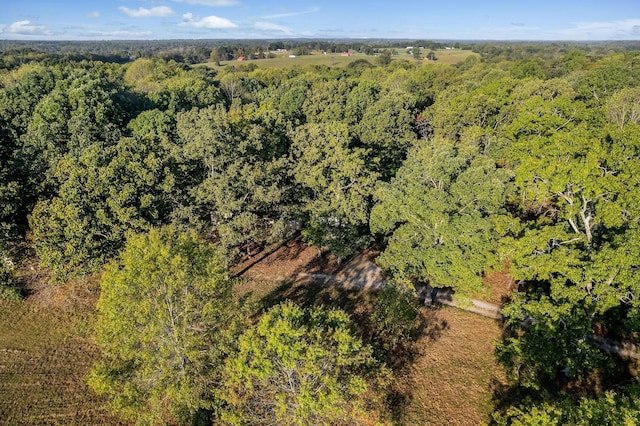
left=238, top=240, right=640, bottom=361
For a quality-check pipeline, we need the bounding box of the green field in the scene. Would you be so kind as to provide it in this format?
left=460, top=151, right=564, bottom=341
left=199, top=49, right=478, bottom=70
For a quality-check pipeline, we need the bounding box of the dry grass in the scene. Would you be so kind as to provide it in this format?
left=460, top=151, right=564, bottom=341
left=0, top=299, right=128, bottom=425
left=388, top=307, right=506, bottom=425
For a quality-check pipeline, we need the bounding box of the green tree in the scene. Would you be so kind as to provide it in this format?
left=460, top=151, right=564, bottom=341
left=497, top=76, right=640, bottom=389
left=177, top=103, right=293, bottom=255
left=0, top=258, right=20, bottom=300
left=412, top=47, right=422, bottom=61
left=357, top=91, right=418, bottom=178
left=371, top=138, right=513, bottom=298
left=493, top=384, right=640, bottom=426
left=219, top=302, right=378, bottom=425
left=30, top=133, right=180, bottom=280
left=291, top=122, right=379, bottom=259
left=89, top=227, right=243, bottom=425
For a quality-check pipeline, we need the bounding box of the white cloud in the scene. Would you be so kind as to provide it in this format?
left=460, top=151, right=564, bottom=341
left=179, top=13, right=237, bottom=28
left=87, top=11, right=100, bottom=18
left=171, top=0, right=239, bottom=6
left=1, top=20, right=52, bottom=36
left=553, top=18, right=640, bottom=40
left=254, top=21, right=292, bottom=34
left=261, top=7, right=319, bottom=20
left=118, top=6, right=174, bottom=18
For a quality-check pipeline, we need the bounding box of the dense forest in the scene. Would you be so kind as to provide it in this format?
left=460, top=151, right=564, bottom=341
left=1, top=41, right=640, bottom=424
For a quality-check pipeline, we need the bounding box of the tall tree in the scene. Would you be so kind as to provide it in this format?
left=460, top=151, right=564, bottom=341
left=291, top=122, right=379, bottom=259
left=89, top=227, right=243, bottom=425
left=30, top=133, right=179, bottom=280
left=177, top=103, right=293, bottom=254
left=371, top=138, right=513, bottom=298
left=498, top=80, right=640, bottom=388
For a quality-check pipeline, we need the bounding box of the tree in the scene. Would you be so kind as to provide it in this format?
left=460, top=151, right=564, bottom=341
left=177, top=103, right=293, bottom=255
left=371, top=138, right=513, bottom=298
left=291, top=122, right=379, bottom=259
left=412, top=46, right=422, bottom=61
left=356, top=91, right=418, bottom=178
left=376, top=50, right=392, bottom=66
left=493, top=383, right=640, bottom=425
left=497, top=77, right=640, bottom=389
left=0, top=258, right=20, bottom=300
left=89, top=227, right=243, bottom=425
left=30, top=134, right=180, bottom=281
left=219, top=302, right=378, bottom=425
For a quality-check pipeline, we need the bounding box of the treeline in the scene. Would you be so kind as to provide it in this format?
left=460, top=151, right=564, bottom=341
left=2, top=46, right=640, bottom=423
left=4, top=39, right=640, bottom=70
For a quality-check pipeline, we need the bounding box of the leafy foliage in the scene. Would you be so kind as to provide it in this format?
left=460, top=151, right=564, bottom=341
left=291, top=122, right=379, bottom=259
left=371, top=138, right=513, bottom=297
left=494, top=384, right=640, bottom=426
left=89, top=227, right=243, bottom=425
left=219, top=302, right=378, bottom=425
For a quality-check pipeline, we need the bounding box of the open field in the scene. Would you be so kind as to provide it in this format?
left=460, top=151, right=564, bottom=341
left=394, top=48, right=479, bottom=65
left=198, top=49, right=478, bottom=70
left=0, top=300, right=128, bottom=425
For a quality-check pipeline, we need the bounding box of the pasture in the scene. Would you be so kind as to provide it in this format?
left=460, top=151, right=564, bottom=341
left=200, top=48, right=478, bottom=70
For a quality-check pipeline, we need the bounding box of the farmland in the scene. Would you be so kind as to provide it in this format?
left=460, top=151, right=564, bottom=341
left=0, top=299, right=127, bottom=425
left=199, top=48, right=478, bottom=70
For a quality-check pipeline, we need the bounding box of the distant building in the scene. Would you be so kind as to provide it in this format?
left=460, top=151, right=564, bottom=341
left=341, top=51, right=352, bottom=56
left=289, top=55, right=296, bottom=58
left=237, top=56, right=247, bottom=61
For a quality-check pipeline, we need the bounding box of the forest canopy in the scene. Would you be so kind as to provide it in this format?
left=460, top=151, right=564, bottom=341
left=2, top=42, right=640, bottom=424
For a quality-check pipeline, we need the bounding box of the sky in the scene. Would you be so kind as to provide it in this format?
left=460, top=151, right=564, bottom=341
left=1, top=0, right=640, bottom=41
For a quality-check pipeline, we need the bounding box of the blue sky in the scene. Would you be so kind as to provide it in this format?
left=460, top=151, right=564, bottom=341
left=1, top=0, right=639, bottom=40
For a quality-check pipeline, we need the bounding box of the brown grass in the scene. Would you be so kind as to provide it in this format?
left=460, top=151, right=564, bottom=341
left=388, top=307, right=506, bottom=425
left=0, top=299, right=128, bottom=425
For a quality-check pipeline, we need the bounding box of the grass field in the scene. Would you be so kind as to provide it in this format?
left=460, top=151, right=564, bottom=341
left=198, top=49, right=478, bottom=71
left=0, top=299, right=128, bottom=425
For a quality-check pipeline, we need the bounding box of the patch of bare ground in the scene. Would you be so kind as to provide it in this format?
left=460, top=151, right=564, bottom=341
left=234, top=236, right=343, bottom=299
left=389, top=307, right=507, bottom=426
left=482, top=266, right=516, bottom=306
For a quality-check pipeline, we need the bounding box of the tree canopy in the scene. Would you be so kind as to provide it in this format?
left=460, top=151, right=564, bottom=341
left=219, top=302, right=378, bottom=425
left=89, top=227, right=243, bottom=425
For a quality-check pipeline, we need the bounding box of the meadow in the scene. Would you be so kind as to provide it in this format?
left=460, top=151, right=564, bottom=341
left=200, top=48, right=478, bottom=70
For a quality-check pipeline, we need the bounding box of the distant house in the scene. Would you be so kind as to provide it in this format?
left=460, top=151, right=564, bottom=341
left=341, top=51, right=352, bottom=56
left=237, top=56, right=248, bottom=61
left=289, top=55, right=296, bottom=58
